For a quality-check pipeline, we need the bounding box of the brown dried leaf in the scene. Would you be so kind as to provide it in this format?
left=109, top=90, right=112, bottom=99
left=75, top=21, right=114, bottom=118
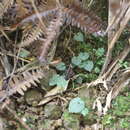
left=19, top=23, right=44, bottom=47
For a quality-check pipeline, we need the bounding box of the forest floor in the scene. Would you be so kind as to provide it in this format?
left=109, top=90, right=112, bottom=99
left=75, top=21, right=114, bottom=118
left=0, top=0, right=130, bottom=130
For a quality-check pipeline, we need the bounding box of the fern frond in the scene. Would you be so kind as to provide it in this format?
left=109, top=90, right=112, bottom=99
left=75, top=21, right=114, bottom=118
left=19, top=8, right=58, bottom=25
left=39, top=8, right=63, bottom=62
left=0, top=68, right=44, bottom=102
left=19, top=23, right=44, bottom=47
left=9, top=68, right=44, bottom=95
left=0, top=0, right=14, bottom=18
left=63, top=4, right=104, bottom=34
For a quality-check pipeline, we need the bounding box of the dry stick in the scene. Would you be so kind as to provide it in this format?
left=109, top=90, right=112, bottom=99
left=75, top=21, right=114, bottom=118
left=0, top=39, right=12, bottom=76
left=111, top=69, right=130, bottom=99
left=0, top=29, right=10, bottom=41
left=0, top=51, right=30, bottom=63
left=100, top=5, right=130, bottom=76
left=38, top=95, right=57, bottom=106
left=103, top=0, right=122, bottom=70
left=100, top=1, right=130, bottom=75
left=5, top=105, right=31, bottom=130
left=29, top=0, right=46, bottom=32
left=103, top=38, right=130, bottom=113
left=103, top=43, right=130, bottom=81
left=74, top=76, right=106, bottom=91
left=105, top=1, right=130, bottom=34
left=7, top=30, right=22, bottom=91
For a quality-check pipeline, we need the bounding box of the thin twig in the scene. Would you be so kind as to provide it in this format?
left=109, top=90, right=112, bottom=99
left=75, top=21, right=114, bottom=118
left=100, top=4, right=130, bottom=75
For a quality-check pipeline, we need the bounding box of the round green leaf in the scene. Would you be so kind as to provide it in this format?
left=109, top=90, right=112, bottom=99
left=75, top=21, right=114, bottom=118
left=55, top=62, right=66, bottom=71
left=57, top=76, right=69, bottom=88
left=82, top=61, right=94, bottom=72
left=71, top=56, right=82, bottom=66
left=19, top=49, right=30, bottom=58
left=78, top=52, right=89, bottom=61
left=75, top=77, right=83, bottom=84
left=94, top=67, right=100, bottom=73
left=73, top=32, right=84, bottom=42
left=69, top=97, right=85, bottom=113
left=95, top=48, right=105, bottom=57
left=49, top=74, right=60, bottom=86
left=79, top=61, right=87, bottom=69
left=81, top=108, right=89, bottom=116
left=49, top=74, right=68, bottom=89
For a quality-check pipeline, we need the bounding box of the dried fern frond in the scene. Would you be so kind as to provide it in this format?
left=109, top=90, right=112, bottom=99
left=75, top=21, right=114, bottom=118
left=63, top=4, right=105, bottom=35
left=0, top=68, right=44, bottom=102
left=18, top=8, right=59, bottom=48
left=0, top=0, right=14, bottom=18
left=19, top=8, right=58, bottom=25
left=39, top=8, right=64, bottom=62
left=19, top=23, right=44, bottom=47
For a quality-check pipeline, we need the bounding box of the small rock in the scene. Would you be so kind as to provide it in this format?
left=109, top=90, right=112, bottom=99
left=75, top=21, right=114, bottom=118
left=44, top=102, right=62, bottom=120
left=24, top=89, right=43, bottom=106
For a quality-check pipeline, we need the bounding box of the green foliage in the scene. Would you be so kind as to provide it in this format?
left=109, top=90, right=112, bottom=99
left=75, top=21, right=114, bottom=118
left=102, top=114, right=115, bottom=127
left=71, top=37, right=105, bottom=75
left=80, top=61, right=94, bottom=72
left=69, top=97, right=85, bottom=113
left=81, top=108, right=89, bottom=116
left=49, top=32, right=130, bottom=129
left=55, top=62, right=66, bottom=71
left=95, top=48, right=105, bottom=57
left=19, top=49, right=30, bottom=58
left=78, top=52, right=89, bottom=60
left=73, top=32, right=84, bottom=42
left=102, top=93, right=130, bottom=128
left=62, top=111, right=80, bottom=129
left=102, top=115, right=130, bottom=129
left=112, top=95, right=130, bottom=116
left=49, top=74, right=68, bottom=88
left=94, top=67, right=100, bottom=73
left=71, top=56, right=82, bottom=66
left=71, top=52, right=94, bottom=72
left=119, top=117, right=130, bottom=128
left=50, top=35, right=107, bottom=92
left=119, top=60, right=129, bottom=68
left=68, top=97, right=89, bottom=116
left=75, top=77, right=83, bottom=84
left=63, top=111, right=73, bottom=120
left=93, top=48, right=105, bottom=74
